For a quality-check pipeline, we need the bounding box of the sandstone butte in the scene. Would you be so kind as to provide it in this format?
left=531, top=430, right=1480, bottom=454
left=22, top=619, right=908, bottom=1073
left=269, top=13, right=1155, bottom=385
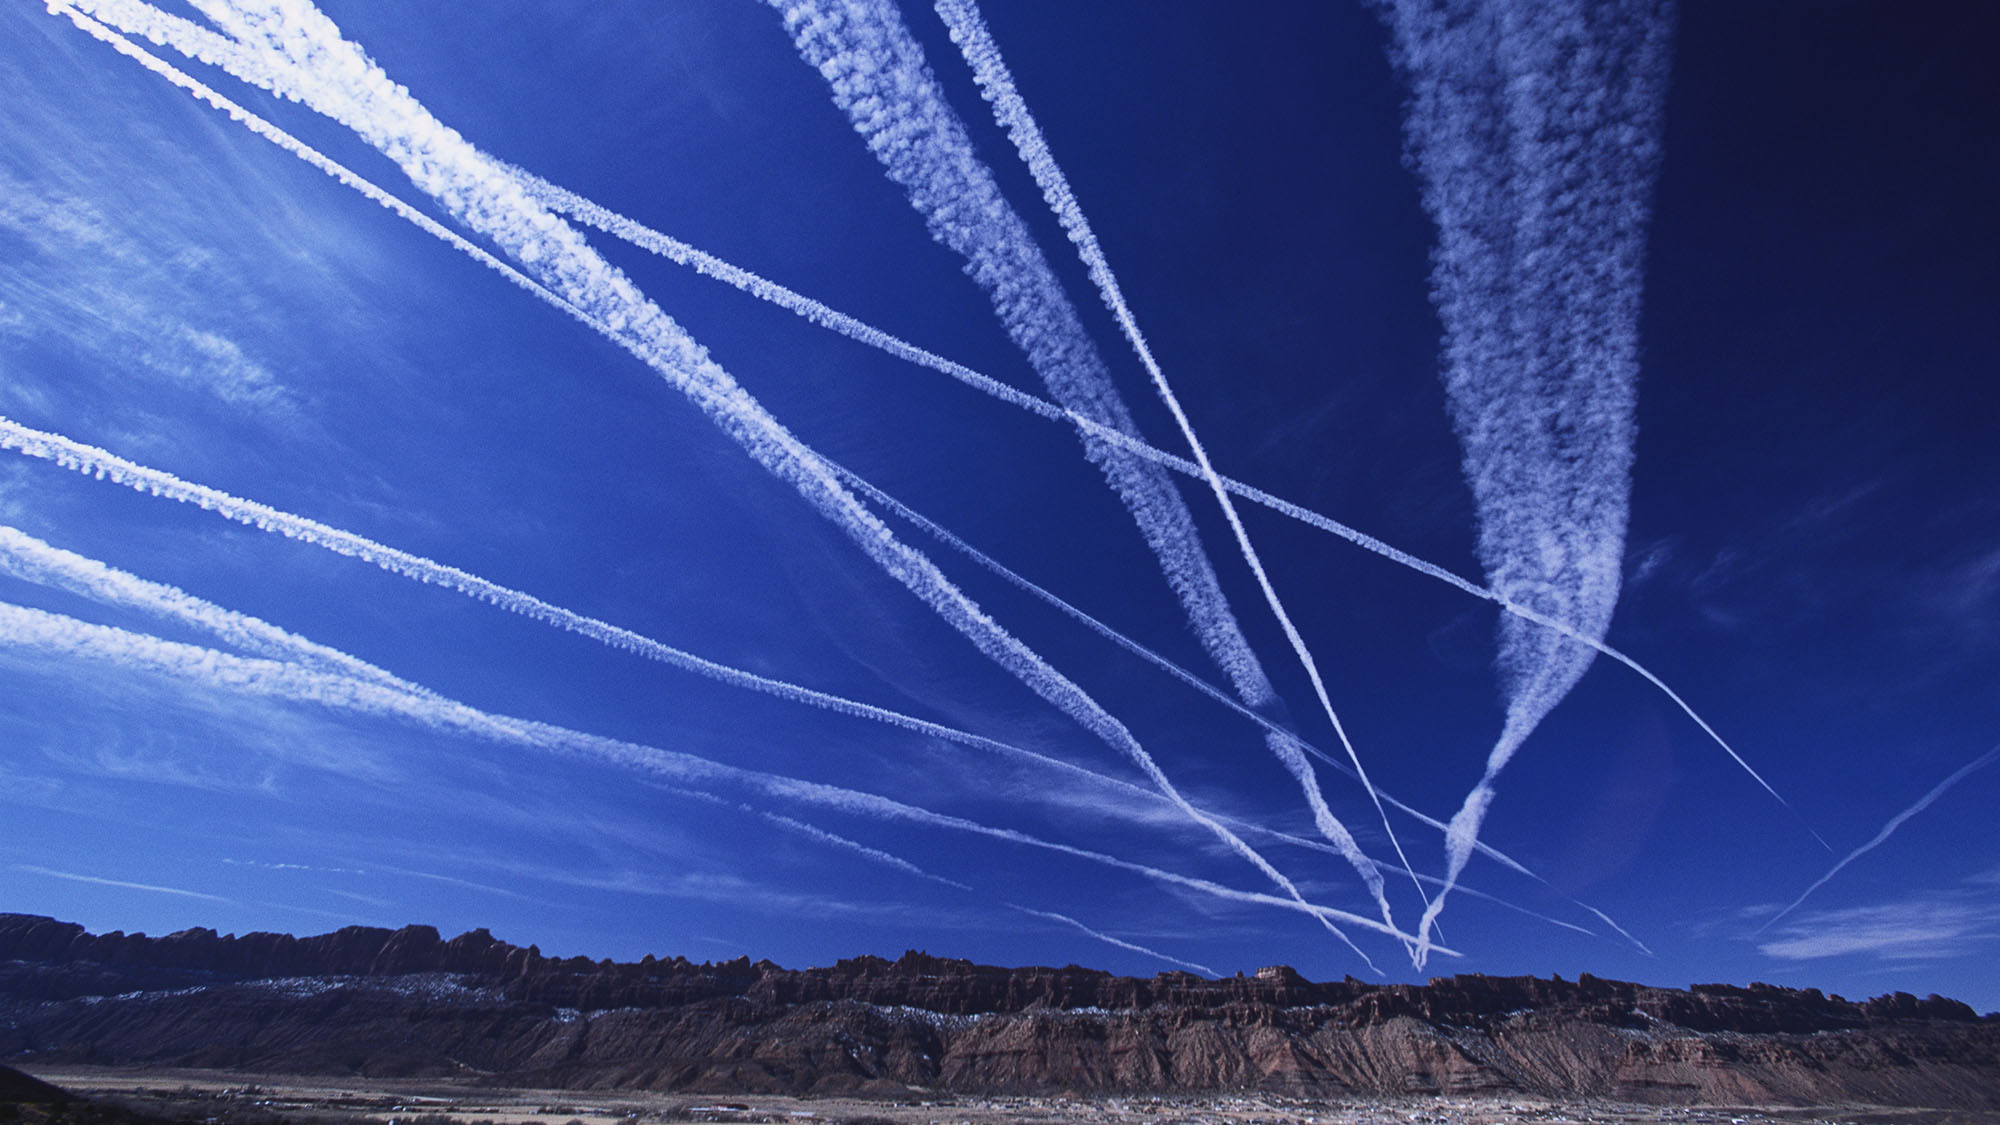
left=2, top=913, right=1996, bottom=1110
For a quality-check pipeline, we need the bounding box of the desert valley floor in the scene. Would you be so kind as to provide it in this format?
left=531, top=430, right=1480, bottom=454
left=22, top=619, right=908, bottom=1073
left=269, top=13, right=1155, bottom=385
left=13, top=1069, right=1993, bottom=1125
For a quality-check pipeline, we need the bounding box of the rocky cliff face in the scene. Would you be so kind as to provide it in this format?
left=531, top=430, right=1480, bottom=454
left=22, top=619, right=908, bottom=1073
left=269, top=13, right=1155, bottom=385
left=2, top=914, right=1994, bottom=1107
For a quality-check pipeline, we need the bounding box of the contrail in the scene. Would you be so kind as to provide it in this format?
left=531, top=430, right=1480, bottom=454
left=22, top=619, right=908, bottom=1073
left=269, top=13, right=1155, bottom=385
left=926, top=0, right=1447, bottom=933
left=0, top=411, right=1211, bottom=841
left=513, top=132, right=1781, bottom=837
left=838, top=456, right=1642, bottom=951
left=49, top=0, right=1786, bottom=832
left=764, top=0, right=1272, bottom=710
left=0, top=443, right=1616, bottom=952
left=1006, top=904, right=1218, bottom=977
left=54, top=0, right=1680, bottom=952
left=767, top=0, right=1418, bottom=958
left=517, top=166, right=1497, bottom=609
left=1577, top=902, right=1654, bottom=957
left=41, top=4, right=1695, bottom=964
left=655, top=784, right=972, bottom=892
left=671, top=792, right=1223, bottom=972
left=14, top=864, right=235, bottom=904
left=0, top=598, right=1447, bottom=951
left=0, top=523, right=422, bottom=694
left=1757, top=742, right=2000, bottom=934
left=51, top=1, right=1364, bottom=964
left=0, top=524, right=956, bottom=903
left=0, top=412, right=1635, bottom=951
left=1371, top=0, right=1683, bottom=963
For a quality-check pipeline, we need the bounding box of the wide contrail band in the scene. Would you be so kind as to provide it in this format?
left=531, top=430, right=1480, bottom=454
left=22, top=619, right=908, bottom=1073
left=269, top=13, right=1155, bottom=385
left=1372, top=0, right=1691, bottom=963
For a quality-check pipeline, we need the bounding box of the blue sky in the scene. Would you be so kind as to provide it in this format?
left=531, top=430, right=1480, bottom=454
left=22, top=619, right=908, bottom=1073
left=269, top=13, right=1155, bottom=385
left=2, top=0, right=1997, bottom=1011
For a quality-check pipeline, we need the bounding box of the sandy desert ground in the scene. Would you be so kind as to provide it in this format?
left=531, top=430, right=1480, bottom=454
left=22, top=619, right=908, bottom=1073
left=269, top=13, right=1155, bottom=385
left=17, top=1067, right=1993, bottom=1125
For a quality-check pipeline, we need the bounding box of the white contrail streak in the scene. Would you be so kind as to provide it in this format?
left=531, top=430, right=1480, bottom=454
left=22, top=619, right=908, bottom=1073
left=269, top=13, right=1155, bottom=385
left=1006, top=904, right=1218, bottom=977
left=767, top=0, right=1273, bottom=712
left=669, top=791, right=1243, bottom=972
left=0, top=531, right=1097, bottom=923
left=836, top=456, right=1638, bottom=950
left=0, top=409, right=1564, bottom=923
left=49, top=0, right=1679, bottom=956
left=656, top=784, right=971, bottom=892
left=1577, top=902, right=1654, bottom=957
left=768, top=0, right=1415, bottom=959
left=1372, top=0, right=1690, bottom=963
left=14, top=864, right=234, bottom=903
left=0, top=524, right=421, bottom=693
left=509, top=114, right=1786, bottom=852
left=30, top=5, right=1693, bottom=963
left=0, top=411, right=1214, bottom=835
left=0, top=598, right=1446, bottom=950
left=50, top=1, right=1361, bottom=963
left=0, top=524, right=962, bottom=906
left=672, top=793, right=1223, bottom=972
left=0, top=446, right=1619, bottom=949
left=1758, top=742, right=2000, bottom=934
left=48, top=0, right=1787, bottom=833
left=0, top=429, right=1628, bottom=951
left=517, top=167, right=1498, bottom=608
left=929, top=0, right=1436, bottom=935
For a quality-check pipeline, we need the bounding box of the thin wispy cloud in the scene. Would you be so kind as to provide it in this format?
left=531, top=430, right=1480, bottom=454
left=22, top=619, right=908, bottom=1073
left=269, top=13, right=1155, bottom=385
left=0, top=172, right=294, bottom=421
left=1760, top=892, right=2000, bottom=963
left=15, top=862, right=235, bottom=903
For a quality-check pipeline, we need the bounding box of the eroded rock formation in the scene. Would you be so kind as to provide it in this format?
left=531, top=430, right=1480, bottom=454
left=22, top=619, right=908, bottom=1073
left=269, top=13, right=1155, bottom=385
left=2, top=914, right=1994, bottom=1107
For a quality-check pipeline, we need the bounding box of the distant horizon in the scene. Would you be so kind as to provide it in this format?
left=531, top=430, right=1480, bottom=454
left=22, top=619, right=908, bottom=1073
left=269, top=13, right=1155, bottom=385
left=7, top=907, right=1993, bottom=1016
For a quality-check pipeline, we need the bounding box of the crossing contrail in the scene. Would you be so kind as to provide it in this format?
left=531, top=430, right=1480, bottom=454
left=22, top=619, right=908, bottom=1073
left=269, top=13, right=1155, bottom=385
left=0, top=531, right=1231, bottom=962
left=513, top=135, right=1775, bottom=831
left=51, top=0, right=1787, bottom=838
left=51, top=0, right=1366, bottom=961
left=61, top=0, right=1775, bottom=846
left=837, top=458, right=1653, bottom=950
left=0, top=523, right=419, bottom=693
left=0, top=416, right=1640, bottom=951
left=1370, top=0, right=1690, bottom=963
left=39, top=0, right=1697, bottom=962
left=0, top=412, right=1568, bottom=928
left=1006, top=904, right=1219, bottom=977
left=925, top=0, right=1450, bottom=940
left=0, top=597, right=1447, bottom=951
left=1758, top=742, right=2000, bottom=934
left=0, top=410, right=1217, bottom=838
left=764, top=0, right=1271, bottom=711
left=768, top=0, right=1420, bottom=957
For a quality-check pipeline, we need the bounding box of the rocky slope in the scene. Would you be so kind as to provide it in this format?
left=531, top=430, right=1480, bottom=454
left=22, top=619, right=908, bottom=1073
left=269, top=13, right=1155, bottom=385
left=2, top=914, right=1995, bottom=1107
